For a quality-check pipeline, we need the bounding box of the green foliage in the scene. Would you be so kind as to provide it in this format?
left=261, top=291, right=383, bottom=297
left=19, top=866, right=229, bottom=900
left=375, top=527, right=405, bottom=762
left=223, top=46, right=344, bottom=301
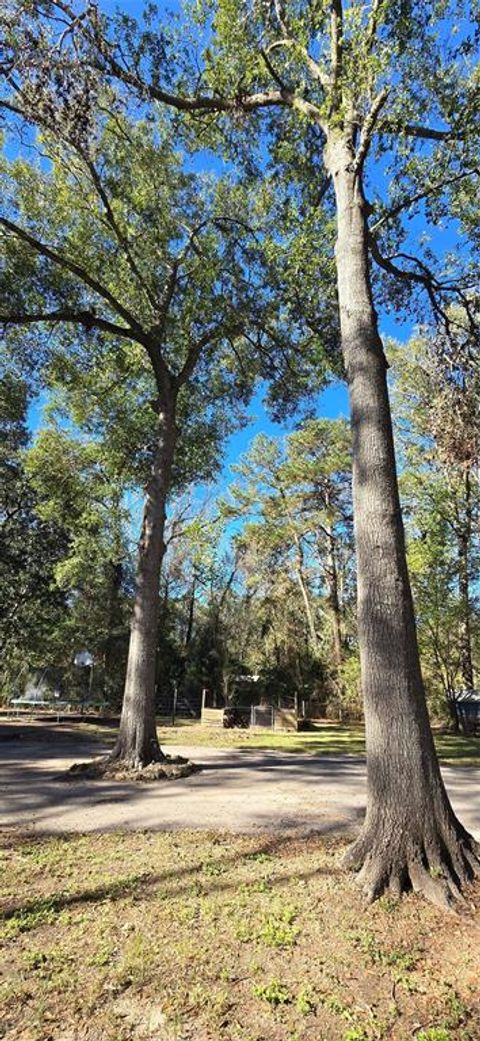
left=391, top=332, right=480, bottom=712
left=219, top=419, right=356, bottom=713
left=0, top=368, right=68, bottom=690
left=342, top=1030, right=369, bottom=1041
left=258, top=907, right=299, bottom=948
left=296, top=984, right=316, bottom=1015
left=2, top=0, right=479, bottom=732
left=253, top=977, right=291, bottom=1006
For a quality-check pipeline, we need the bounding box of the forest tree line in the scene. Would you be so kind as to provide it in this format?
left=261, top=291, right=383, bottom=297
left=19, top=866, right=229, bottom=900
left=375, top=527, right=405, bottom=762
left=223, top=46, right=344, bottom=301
left=2, top=329, right=478, bottom=727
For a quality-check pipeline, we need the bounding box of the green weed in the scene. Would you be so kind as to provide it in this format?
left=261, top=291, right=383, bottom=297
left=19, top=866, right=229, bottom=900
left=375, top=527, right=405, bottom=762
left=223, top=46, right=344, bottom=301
left=296, top=984, right=316, bottom=1015
left=201, top=860, right=226, bottom=877
left=259, top=908, right=299, bottom=948
left=253, top=978, right=291, bottom=1006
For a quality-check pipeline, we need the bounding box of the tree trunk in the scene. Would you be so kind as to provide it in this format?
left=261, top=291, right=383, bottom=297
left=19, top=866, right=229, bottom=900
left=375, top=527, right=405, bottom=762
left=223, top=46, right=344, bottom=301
left=446, top=691, right=460, bottom=734
left=294, top=533, right=319, bottom=654
left=325, top=528, right=343, bottom=670
left=185, top=577, right=196, bottom=648
left=458, top=469, right=474, bottom=690
left=103, top=559, right=123, bottom=701
left=110, top=392, right=178, bottom=768
left=325, top=134, right=480, bottom=905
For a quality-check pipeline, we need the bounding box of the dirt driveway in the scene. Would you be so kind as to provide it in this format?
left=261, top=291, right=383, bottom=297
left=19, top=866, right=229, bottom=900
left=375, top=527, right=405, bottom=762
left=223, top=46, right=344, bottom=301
left=1, top=724, right=479, bottom=838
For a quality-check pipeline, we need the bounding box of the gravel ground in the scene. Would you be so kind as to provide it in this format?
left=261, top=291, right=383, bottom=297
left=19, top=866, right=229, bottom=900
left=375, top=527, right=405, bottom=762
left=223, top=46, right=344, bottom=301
left=1, top=724, right=479, bottom=838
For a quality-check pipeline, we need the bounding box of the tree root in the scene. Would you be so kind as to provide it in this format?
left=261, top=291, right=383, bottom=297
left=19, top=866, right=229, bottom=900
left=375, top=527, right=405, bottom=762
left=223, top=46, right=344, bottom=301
left=342, top=828, right=480, bottom=910
left=60, top=753, right=200, bottom=783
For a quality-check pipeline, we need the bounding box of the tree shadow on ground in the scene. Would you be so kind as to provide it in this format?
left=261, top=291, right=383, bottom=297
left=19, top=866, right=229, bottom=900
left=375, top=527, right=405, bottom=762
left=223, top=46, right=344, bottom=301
left=0, top=830, right=353, bottom=929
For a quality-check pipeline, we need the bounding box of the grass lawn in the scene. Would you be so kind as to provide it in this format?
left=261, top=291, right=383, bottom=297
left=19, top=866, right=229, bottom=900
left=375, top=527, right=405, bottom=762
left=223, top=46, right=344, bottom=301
left=73, top=719, right=480, bottom=766
left=160, top=722, right=478, bottom=767
left=1, top=829, right=479, bottom=1041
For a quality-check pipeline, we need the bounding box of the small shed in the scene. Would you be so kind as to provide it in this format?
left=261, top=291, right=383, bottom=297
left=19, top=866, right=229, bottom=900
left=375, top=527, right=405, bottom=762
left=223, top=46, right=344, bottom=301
left=453, top=690, right=480, bottom=736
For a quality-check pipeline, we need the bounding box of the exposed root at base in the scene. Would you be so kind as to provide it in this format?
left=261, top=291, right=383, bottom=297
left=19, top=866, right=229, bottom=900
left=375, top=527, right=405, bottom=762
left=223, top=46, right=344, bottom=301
left=342, top=830, right=480, bottom=911
left=60, top=754, right=200, bottom=783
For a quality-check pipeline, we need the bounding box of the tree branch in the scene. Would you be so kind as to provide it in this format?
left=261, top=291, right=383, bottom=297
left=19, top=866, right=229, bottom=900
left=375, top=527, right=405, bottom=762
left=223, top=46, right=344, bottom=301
left=370, top=167, right=480, bottom=232
left=177, top=321, right=243, bottom=385
left=0, top=307, right=135, bottom=339
left=381, top=122, right=463, bottom=142
left=83, top=156, right=160, bottom=314
left=0, top=216, right=147, bottom=339
left=330, top=0, right=343, bottom=109
left=354, top=86, right=390, bottom=173
left=368, top=235, right=478, bottom=338
left=93, top=35, right=288, bottom=114
left=366, top=0, right=386, bottom=52
left=260, top=48, right=288, bottom=91
left=267, top=5, right=329, bottom=92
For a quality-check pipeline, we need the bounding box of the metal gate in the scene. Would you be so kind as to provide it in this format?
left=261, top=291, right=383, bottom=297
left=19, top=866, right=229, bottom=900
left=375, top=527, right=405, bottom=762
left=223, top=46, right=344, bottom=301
left=251, top=705, right=274, bottom=729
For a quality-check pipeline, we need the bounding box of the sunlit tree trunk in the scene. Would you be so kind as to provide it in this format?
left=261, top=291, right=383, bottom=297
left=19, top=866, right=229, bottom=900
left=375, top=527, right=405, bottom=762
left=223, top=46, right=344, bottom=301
left=111, top=392, right=178, bottom=767
left=325, top=134, right=479, bottom=904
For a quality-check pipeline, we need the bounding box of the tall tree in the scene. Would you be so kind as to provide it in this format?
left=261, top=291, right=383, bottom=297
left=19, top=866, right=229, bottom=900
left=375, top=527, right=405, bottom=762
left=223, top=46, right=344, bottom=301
left=0, top=368, right=68, bottom=683
left=283, top=419, right=353, bottom=688
left=392, top=331, right=480, bottom=711
left=228, top=434, right=322, bottom=655
left=0, top=88, right=331, bottom=765
left=226, top=419, right=353, bottom=696
left=0, top=112, right=263, bottom=767
left=25, top=424, right=132, bottom=703
left=12, top=0, right=480, bottom=897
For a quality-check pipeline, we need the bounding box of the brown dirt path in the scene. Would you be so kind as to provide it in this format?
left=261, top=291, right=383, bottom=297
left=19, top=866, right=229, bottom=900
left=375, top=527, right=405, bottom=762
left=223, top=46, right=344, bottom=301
left=1, top=723, right=479, bottom=839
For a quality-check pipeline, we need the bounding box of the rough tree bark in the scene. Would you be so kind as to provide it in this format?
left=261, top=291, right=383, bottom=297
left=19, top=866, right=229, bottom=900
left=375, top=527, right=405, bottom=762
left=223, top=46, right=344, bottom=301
left=458, top=469, right=474, bottom=690
left=325, top=133, right=480, bottom=905
left=109, top=388, right=178, bottom=768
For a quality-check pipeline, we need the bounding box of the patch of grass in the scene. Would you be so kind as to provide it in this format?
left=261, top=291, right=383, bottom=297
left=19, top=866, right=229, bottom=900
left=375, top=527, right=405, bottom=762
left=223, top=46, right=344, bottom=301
left=253, top=978, right=291, bottom=1006
left=160, top=721, right=369, bottom=757
left=296, top=983, right=316, bottom=1015
left=8, top=716, right=480, bottom=764
left=258, top=907, right=299, bottom=948
left=416, top=1030, right=453, bottom=1041
left=1, top=896, right=60, bottom=939
left=0, top=829, right=479, bottom=1040
left=343, top=1030, right=370, bottom=1041
left=154, top=719, right=480, bottom=765
left=0, top=872, right=149, bottom=941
